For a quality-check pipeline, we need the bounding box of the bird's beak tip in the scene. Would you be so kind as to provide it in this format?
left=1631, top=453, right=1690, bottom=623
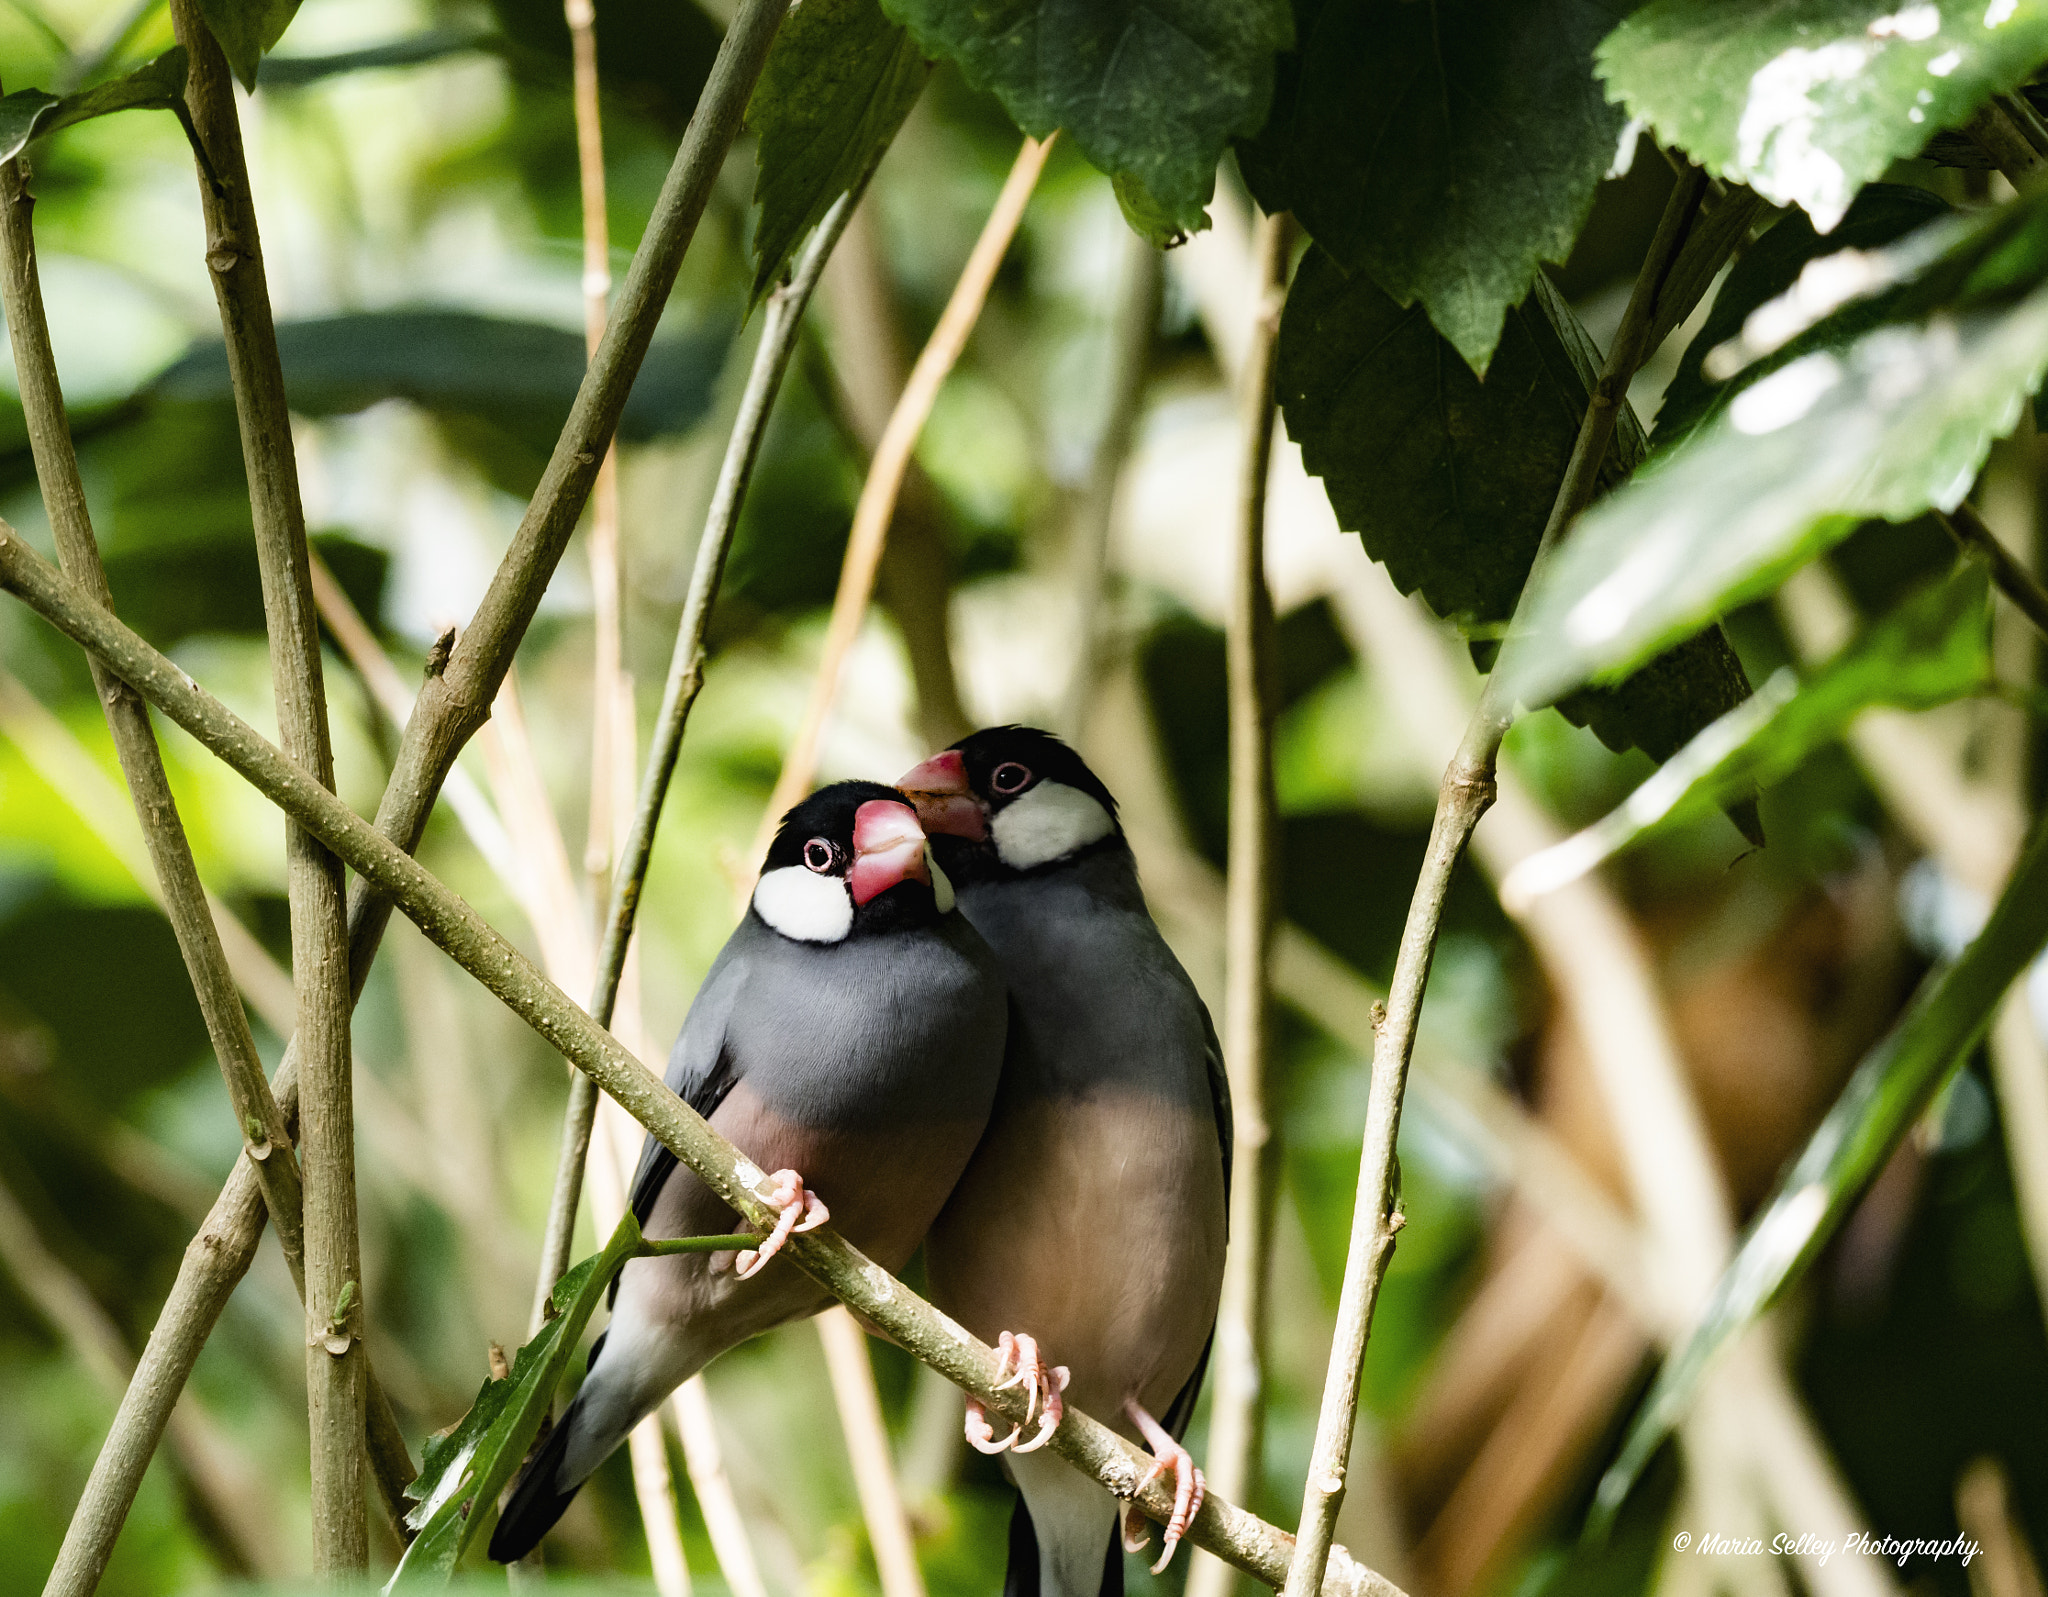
left=897, top=750, right=986, bottom=841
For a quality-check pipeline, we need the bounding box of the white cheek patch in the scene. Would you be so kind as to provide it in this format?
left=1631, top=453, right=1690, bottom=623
left=752, top=865, right=853, bottom=943
left=990, top=780, right=1114, bottom=871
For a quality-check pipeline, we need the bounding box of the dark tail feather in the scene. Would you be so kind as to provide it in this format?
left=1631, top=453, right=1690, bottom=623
left=1001, top=1492, right=1123, bottom=1597
left=488, top=1403, right=582, bottom=1563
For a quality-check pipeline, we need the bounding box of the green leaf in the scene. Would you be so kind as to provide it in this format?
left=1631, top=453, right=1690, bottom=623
left=1590, top=788, right=2048, bottom=1533
left=256, top=29, right=498, bottom=89
left=877, top=0, right=1291, bottom=244
left=1506, top=563, right=1991, bottom=901
left=150, top=309, right=733, bottom=449
left=1598, top=0, right=2048, bottom=232
left=1655, top=184, right=1953, bottom=445
left=1240, top=0, right=1627, bottom=374
left=1279, top=244, right=1753, bottom=769
left=1495, top=195, right=2048, bottom=715
left=747, top=0, right=928, bottom=303
left=389, top=1216, right=647, bottom=1586
left=195, top=0, right=304, bottom=91
left=0, top=47, right=189, bottom=165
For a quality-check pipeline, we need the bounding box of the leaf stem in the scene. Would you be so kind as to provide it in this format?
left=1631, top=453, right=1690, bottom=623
left=166, top=3, right=368, bottom=1565
left=1940, top=502, right=2048, bottom=643
left=0, top=516, right=1409, bottom=1597
left=1186, top=208, right=1288, bottom=1597
left=1277, top=165, right=1713, bottom=1597
left=745, top=133, right=1052, bottom=876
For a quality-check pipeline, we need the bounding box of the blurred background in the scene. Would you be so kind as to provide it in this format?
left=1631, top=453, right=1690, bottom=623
left=0, top=2, right=2043, bottom=1596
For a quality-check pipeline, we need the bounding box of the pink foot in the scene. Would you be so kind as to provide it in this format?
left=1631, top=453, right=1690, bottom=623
left=1121, top=1399, right=1205, bottom=1574
left=734, top=1169, right=828, bottom=1280
left=964, top=1331, right=1069, bottom=1454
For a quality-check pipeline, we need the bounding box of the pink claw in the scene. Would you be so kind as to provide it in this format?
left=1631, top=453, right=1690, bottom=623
left=1122, top=1399, right=1205, bottom=1574
left=735, top=1169, right=829, bottom=1280
left=966, top=1331, right=1070, bottom=1454
left=964, top=1396, right=1011, bottom=1455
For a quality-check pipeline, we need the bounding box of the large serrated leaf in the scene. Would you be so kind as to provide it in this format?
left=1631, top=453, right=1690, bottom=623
left=877, top=0, right=1291, bottom=244
left=1508, top=563, right=1991, bottom=901
left=1598, top=0, right=2048, bottom=231
left=1279, top=245, right=1754, bottom=771
left=196, top=0, right=304, bottom=91
left=0, top=47, right=189, bottom=165
left=1496, top=194, right=2048, bottom=715
left=747, top=0, right=927, bottom=304
left=1240, top=0, right=1627, bottom=374
left=1589, top=789, right=2048, bottom=1532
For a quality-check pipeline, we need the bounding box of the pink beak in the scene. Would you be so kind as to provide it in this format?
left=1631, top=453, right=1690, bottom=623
left=848, top=799, right=931, bottom=906
left=897, top=749, right=988, bottom=842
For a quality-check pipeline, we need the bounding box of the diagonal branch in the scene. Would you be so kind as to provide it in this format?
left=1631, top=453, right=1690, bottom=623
left=165, top=2, right=366, bottom=1565
left=39, top=5, right=788, bottom=1583
left=0, top=518, right=1408, bottom=1597
left=1278, top=165, right=1715, bottom=1597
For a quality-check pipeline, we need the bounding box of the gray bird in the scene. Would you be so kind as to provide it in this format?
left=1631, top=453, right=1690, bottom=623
left=899, top=727, right=1231, bottom=1597
left=492, top=780, right=1009, bottom=1562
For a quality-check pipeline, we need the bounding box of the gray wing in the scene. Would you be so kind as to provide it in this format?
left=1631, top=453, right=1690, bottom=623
left=1200, top=996, right=1233, bottom=1201
left=627, top=932, right=752, bottom=1227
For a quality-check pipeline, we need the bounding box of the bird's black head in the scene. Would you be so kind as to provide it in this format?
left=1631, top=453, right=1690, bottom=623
left=897, top=726, right=1123, bottom=884
left=752, top=780, right=955, bottom=943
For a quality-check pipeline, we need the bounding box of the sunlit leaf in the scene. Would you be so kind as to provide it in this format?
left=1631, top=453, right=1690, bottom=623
left=1590, top=793, right=2048, bottom=1531
left=747, top=0, right=927, bottom=303
left=1279, top=246, right=1752, bottom=769
left=0, top=47, right=188, bottom=165
left=1504, top=563, right=1991, bottom=904
left=196, top=0, right=304, bottom=91
left=878, top=0, right=1291, bottom=244
left=1496, top=195, right=2048, bottom=714
left=1240, top=0, right=1626, bottom=373
left=1598, top=0, right=2048, bottom=231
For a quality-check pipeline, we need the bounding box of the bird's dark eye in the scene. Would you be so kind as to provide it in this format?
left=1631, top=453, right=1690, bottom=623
left=991, top=762, right=1031, bottom=796
left=802, top=839, right=835, bottom=873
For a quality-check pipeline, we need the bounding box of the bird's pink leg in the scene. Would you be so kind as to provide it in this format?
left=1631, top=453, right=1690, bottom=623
left=1120, top=1399, right=1205, bottom=1574
left=964, top=1331, right=1070, bottom=1454
left=735, top=1169, right=828, bottom=1280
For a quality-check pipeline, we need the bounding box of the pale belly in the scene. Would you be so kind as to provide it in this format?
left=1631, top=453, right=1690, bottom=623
left=925, top=1089, right=1228, bottom=1436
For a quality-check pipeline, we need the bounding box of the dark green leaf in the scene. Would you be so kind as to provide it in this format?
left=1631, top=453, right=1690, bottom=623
left=1507, top=563, right=1991, bottom=901
left=256, top=29, right=497, bottom=89
left=747, top=0, right=928, bottom=303
left=0, top=47, right=188, bottom=164
left=1598, top=0, right=2048, bottom=231
left=196, top=0, right=303, bottom=91
left=150, top=309, right=733, bottom=450
left=1496, top=194, right=2048, bottom=715
left=390, top=1217, right=646, bottom=1585
left=1591, top=786, right=2048, bottom=1532
left=1240, top=0, right=1626, bottom=373
left=1656, top=183, right=1953, bottom=445
left=877, top=0, right=1291, bottom=244
left=1280, top=244, right=1753, bottom=768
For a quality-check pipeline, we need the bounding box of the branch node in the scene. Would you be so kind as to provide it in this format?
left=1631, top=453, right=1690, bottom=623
left=424, top=627, right=456, bottom=680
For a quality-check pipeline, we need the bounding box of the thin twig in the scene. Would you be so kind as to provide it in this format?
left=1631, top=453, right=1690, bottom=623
left=672, top=1379, right=772, bottom=1597
left=820, top=1306, right=929, bottom=1597
left=1279, top=166, right=1713, bottom=1597
left=746, top=134, right=1053, bottom=872
left=1187, top=208, right=1288, bottom=1597
left=533, top=178, right=871, bottom=1306
left=1062, top=229, right=1163, bottom=740
left=40, top=5, right=787, bottom=1577
left=0, top=1169, right=279, bottom=1578
left=0, top=518, right=1410, bottom=1597
left=1939, top=503, right=2048, bottom=643
left=167, top=2, right=367, bottom=1564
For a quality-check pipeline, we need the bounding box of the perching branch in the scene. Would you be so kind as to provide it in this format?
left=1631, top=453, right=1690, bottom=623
left=1278, top=165, right=1715, bottom=1597
left=166, top=2, right=367, bottom=1565
left=0, top=519, right=1409, bottom=1597
left=1187, top=208, right=1288, bottom=1597
left=41, top=5, right=787, bottom=1580
left=1939, top=502, right=2048, bottom=644
left=533, top=180, right=872, bottom=1307
left=746, top=133, right=1053, bottom=870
